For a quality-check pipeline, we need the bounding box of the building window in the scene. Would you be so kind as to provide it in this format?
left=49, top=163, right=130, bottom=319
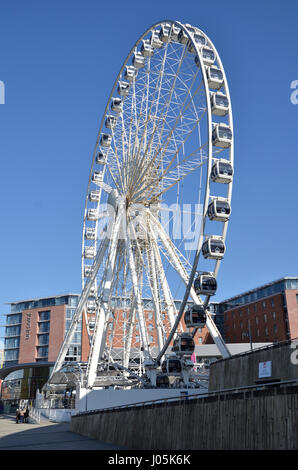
left=296, top=294, right=298, bottom=305
left=272, top=311, right=276, bottom=320
left=262, top=301, right=266, bottom=310
left=273, top=324, right=278, bottom=335
left=38, top=334, right=49, bottom=346
left=256, top=329, right=260, bottom=337
left=254, top=304, right=257, bottom=313
left=36, top=346, right=48, bottom=359
left=4, top=349, right=19, bottom=361
left=39, top=311, right=50, bottom=321
left=4, top=337, right=20, bottom=348
left=39, top=322, right=50, bottom=333
left=264, top=314, right=267, bottom=323
left=6, top=314, right=22, bottom=325
left=5, top=325, right=21, bottom=337
left=265, top=327, right=269, bottom=336
left=255, top=317, right=259, bottom=325
left=198, top=337, right=202, bottom=344
left=271, top=298, right=275, bottom=307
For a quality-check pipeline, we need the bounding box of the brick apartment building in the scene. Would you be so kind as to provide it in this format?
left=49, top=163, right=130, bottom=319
left=1, top=276, right=297, bottom=404
left=220, top=277, right=298, bottom=344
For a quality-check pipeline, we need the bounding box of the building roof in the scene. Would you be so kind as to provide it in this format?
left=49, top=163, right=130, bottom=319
left=195, top=343, right=272, bottom=357
left=7, top=293, right=80, bottom=305
left=221, top=277, right=298, bottom=304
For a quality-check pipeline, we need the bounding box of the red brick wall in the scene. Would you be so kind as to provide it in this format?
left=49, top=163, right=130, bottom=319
left=19, top=309, right=39, bottom=363
left=48, top=306, right=66, bottom=362
left=224, top=293, right=289, bottom=343
left=284, top=289, right=298, bottom=339
left=18, top=305, right=66, bottom=363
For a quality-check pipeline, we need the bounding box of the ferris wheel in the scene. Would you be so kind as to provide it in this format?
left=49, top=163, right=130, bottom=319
left=51, top=20, right=234, bottom=389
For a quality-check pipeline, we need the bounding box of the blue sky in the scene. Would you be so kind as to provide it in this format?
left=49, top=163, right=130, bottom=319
left=1, top=0, right=298, bottom=345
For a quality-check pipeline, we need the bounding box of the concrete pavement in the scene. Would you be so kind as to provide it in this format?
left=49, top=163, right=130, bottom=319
left=0, top=414, right=125, bottom=450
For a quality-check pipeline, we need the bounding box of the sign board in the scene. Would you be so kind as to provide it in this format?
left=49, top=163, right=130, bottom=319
left=258, top=361, right=272, bottom=378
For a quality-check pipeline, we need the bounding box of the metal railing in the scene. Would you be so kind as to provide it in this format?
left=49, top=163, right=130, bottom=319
left=74, top=377, right=298, bottom=417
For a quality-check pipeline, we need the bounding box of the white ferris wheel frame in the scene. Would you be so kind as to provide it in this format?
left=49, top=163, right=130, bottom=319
left=49, top=20, right=234, bottom=388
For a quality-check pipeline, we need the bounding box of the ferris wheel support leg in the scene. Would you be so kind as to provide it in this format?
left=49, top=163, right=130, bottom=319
left=86, top=202, right=125, bottom=388
left=149, top=212, right=230, bottom=360
left=147, top=241, right=164, bottom=354
left=48, top=236, right=110, bottom=382
left=150, top=227, right=180, bottom=331
left=126, top=232, right=151, bottom=360
left=123, top=301, right=136, bottom=370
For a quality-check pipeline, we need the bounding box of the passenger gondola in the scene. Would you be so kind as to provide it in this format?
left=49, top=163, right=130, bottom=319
left=194, top=273, right=217, bottom=296
left=202, top=236, right=225, bottom=260
left=210, top=159, right=233, bottom=183
left=184, top=305, right=207, bottom=327
left=207, top=198, right=231, bottom=222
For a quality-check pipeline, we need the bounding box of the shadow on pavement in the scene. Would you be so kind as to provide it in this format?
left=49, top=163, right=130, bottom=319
left=0, top=414, right=125, bottom=450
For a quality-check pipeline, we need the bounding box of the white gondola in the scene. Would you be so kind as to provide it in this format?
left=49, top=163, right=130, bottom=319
left=95, top=151, right=107, bottom=165
left=92, top=171, right=103, bottom=185
left=185, top=24, right=196, bottom=34
left=194, top=273, right=217, bottom=296
left=212, top=123, right=232, bottom=148
left=195, top=47, right=215, bottom=67
left=100, top=133, right=112, bottom=148
left=105, top=115, right=117, bottom=129
left=207, top=197, right=231, bottom=222
left=132, top=51, right=145, bottom=69
left=117, top=81, right=130, bottom=97
left=89, top=190, right=100, bottom=202
left=211, top=92, right=229, bottom=116
left=188, top=32, right=207, bottom=53
left=150, top=30, right=163, bottom=49
left=202, top=236, right=225, bottom=260
left=184, top=305, right=207, bottom=328
left=140, top=39, right=154, bottom=57
left=156, top=375, right=170, bottom=388
left=85, top=227, right=96, bottom=240
left=206, top=66, right=224, bottom=90
left=172, top=333, right=195, bottom=356
left=159, top=23, right=171, bottom=42
left=161, top=356, right=182, bottom=374
left=210, top=159, right=233, bottom=184
left=124, top=65, right=138, bottom=81
left=87, top=209, right=99, bottom=221
left=170, top=25, right=180, bottom=42
left=84, top=246, right=96, bottom=259
left=84, top=265, right=92, bottom=277
left=111, top=97, right=123, bottom=113
left=89, top=284, right=96, bottom=296
left=178, top=28, right=188, bottom=44
left=87, top=298, right=97, bottom=313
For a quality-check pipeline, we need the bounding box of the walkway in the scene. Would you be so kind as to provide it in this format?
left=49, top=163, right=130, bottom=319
left=0, top=414, right=124, bottom=450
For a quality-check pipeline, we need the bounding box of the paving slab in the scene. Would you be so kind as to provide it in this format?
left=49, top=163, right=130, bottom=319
left=0, top=414, right=124, bottom=450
